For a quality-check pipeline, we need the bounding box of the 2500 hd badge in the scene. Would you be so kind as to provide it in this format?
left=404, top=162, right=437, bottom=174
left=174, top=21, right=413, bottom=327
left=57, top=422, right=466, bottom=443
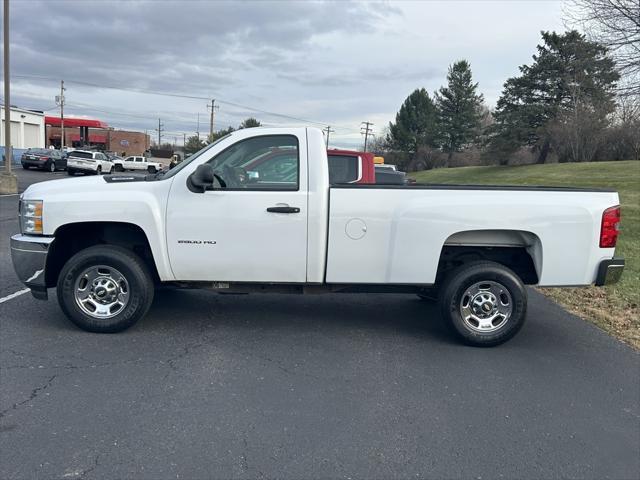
left=177, top=240, right=217, bottom=245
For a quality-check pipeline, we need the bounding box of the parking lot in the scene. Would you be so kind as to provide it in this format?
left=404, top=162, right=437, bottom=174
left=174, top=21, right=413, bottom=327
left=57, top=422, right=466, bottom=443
left=1, top=169, right=638, bottom=479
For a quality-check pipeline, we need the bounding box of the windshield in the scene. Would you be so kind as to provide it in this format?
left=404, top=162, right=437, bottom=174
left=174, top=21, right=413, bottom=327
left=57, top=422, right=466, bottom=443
left=160, top=134, right=231, bottom=180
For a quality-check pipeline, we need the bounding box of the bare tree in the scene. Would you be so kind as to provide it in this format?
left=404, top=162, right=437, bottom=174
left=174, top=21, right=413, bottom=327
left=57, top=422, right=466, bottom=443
left=612, top=94, right=640, bottom=159
left=565, top=0, right=640, bottom=95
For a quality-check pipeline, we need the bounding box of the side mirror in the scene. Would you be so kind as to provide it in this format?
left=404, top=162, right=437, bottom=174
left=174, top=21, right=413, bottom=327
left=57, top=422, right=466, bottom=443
left=187, top=164, right=215, bottom=193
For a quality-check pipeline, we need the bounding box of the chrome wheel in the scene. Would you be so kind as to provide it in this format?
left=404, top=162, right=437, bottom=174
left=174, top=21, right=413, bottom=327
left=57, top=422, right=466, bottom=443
left=49, top=162, right=55, bottom=172
left=74, top=265, right=130, bottom=319
left=459, top=281, right=512, bottom=333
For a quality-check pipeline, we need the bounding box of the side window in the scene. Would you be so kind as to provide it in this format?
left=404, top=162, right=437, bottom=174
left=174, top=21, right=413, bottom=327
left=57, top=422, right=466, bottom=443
left=207, top=135, right=299, bottom=190
left=135, top=157, right=143, bottom=162
left=328, top=155, right=360, bottom=184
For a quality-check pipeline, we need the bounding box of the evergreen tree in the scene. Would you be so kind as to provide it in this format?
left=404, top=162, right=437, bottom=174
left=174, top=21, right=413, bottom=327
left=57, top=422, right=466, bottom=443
left=387, top=88, right=437, bottom=155
left=491, top=30, right=619, bottom=163
left=185, top=135, right=206, bottom=154
left=434, top=60, right=484, bottom=161
left=239, top=117, right=261, bottom=129
left=208, top=126, right=235, bottom=143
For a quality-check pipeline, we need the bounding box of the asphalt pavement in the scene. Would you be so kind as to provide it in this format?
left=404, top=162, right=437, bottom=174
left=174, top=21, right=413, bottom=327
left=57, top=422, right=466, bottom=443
left=1, top=168, right=638, bottom=479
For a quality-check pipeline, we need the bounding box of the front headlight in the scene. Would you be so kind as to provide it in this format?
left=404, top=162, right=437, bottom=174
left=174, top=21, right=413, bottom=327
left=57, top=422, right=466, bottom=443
left=20, top=199, right=43, bottom=235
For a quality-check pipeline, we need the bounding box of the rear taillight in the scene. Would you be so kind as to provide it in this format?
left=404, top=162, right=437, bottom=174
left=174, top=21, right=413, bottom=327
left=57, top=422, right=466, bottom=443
left=600, top=205, right=621, bottom=248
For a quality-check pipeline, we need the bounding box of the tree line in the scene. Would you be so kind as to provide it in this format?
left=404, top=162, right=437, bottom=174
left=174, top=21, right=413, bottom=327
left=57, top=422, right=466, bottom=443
left=373, top=28, right=639, bottom=171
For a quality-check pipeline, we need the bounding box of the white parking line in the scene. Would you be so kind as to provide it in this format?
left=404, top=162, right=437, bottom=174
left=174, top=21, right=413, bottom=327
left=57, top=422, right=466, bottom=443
left=0, top=193, right=20, bottom=197
left=0, top=289, right=30, bottom=304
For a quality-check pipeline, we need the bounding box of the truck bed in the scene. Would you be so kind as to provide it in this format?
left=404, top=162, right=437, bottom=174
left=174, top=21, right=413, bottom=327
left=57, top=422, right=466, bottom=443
left=326, top=184, right=619, bottom=286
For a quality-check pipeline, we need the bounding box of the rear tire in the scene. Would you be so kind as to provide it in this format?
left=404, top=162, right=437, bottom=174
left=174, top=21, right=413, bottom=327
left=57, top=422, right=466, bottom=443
left=67, top=169, right=75, bottom=176
left=439, top=261, right=527, bottom=347
left=57, top=245, right=154, bottom=333
left=115, top=164, right=124, bottom=172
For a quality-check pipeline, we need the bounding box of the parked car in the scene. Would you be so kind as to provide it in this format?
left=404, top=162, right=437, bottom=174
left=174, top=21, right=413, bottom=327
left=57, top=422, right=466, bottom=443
left=375, top=163, right=397, bottom=172
left=374, top=165, right=406, bottom=184
left=11, top=127, right=624, bottom=347
left=21, top=148, right=66, bottom=172
left=112, top=155, right=163, bottom=173
left=66, top=150, right=113, bottom=175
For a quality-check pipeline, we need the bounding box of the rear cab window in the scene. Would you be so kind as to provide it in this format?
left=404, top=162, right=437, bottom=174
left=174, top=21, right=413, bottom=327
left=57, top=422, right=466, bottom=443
left=328, top=154, right=360, bottom=184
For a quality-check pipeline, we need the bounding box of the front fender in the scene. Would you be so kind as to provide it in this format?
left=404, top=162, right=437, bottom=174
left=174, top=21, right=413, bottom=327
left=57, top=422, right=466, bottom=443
left=23, top=175, right=175, bottom=281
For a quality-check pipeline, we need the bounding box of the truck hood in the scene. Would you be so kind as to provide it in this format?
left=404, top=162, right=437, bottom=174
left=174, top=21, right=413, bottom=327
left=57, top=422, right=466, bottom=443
left=22, top=174, right=156, bottom=200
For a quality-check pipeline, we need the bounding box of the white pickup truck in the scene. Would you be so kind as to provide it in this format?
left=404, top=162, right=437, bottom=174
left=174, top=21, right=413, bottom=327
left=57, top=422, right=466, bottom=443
left=10, top=127, right=624, bottom=346
left=112, top=155, right=163, bottom=173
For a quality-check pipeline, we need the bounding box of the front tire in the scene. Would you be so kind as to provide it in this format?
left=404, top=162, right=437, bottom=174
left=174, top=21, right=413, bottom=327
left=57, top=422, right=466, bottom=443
left=114, top=164, right=124, bottom=172
left=439, top=261, right=527, bottom=347
left=57, top=245, right=155, bottom=333
left=96, top=165, right=102, bottom=175
left=48, top=161, right=56, bottom=172
left=147, top=166, right=157, bottom=174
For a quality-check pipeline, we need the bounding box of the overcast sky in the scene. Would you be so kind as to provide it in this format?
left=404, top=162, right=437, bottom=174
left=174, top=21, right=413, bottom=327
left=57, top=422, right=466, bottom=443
left=3, top=0, right=565, bottom=148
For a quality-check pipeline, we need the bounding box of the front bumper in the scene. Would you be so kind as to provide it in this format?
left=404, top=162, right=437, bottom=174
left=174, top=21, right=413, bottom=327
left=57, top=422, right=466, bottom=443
left=10, top=234, right=54, bottom=300
left=595, top=257, right=625, bottom=286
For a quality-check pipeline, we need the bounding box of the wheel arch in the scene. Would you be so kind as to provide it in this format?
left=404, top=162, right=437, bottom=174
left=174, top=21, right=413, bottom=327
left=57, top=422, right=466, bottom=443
left=437, top=229, right=542, bottom=285
left=45, top=221, right=161, bottom=288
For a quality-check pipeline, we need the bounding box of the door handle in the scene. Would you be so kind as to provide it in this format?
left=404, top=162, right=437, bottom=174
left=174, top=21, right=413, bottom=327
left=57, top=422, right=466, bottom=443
left=266, top=206, right=300, bottom=214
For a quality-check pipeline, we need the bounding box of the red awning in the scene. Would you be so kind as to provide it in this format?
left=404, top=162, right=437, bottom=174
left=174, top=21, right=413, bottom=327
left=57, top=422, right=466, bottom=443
left=45, top=116, right=109, bottom=129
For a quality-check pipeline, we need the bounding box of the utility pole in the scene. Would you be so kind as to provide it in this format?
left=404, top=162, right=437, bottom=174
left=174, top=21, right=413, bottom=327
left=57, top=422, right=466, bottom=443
left=1, top=0, right=17, bottom=194
left=207, top=99, right=219, bottom=140
left=56, top=80, right=66, bottom=149
left=322, top=125, right=335, bottom=149
left=361, top=121, right=374, bottom=152
left=156, top=118, right=164, bottom=146
left=183, top=133, right=186, bottom=147
left=196, top=112, right=200, bottom=140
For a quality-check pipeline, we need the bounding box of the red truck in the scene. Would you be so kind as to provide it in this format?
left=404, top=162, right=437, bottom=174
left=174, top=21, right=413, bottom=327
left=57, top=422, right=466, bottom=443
left=327, top=149, right=408, bottom=185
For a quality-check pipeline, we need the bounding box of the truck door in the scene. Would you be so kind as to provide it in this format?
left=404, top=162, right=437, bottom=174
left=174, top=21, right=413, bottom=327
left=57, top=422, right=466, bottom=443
left=166, top=133, right=308, bottom=282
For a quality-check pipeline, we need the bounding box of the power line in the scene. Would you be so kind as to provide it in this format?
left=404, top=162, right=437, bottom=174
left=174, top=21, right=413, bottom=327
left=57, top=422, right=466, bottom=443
left=322, top=125, right=335, bottom=148
left=360, top=121, right=374, bottom=152
left=13, top=73, right=333, bottom=128
left=156, top=118, right=164, bottom=145
left=207, top=99, right=219, bottom=140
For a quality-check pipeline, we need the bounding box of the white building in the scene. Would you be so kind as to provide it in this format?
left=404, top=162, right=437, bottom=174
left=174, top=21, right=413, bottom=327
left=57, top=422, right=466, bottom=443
left=1, top=105, right=46, bottom=150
